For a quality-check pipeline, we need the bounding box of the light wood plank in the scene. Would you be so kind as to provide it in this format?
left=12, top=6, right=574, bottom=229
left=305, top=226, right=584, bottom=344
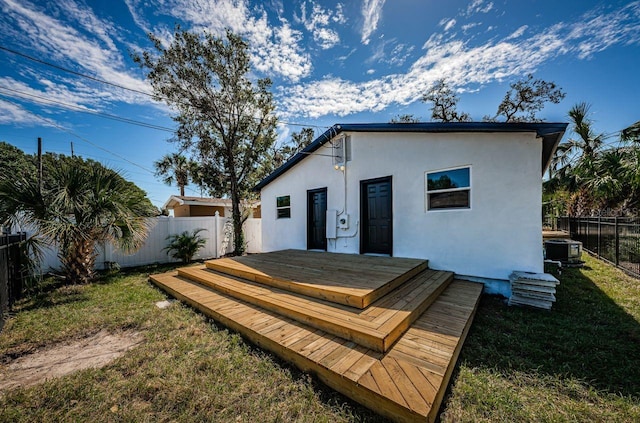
left=382, top=356, right=429, bottom=415
left=396, top=358, right=437, bottom=408
left=368, top=362, right=408, bottom=408
left=344, top=353, right=380, bottom=381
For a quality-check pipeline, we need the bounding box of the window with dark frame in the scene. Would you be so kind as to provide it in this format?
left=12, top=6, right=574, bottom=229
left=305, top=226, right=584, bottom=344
left=426, top=166, right=471, bottom=210
left=276, top=195, right=291, bottom=218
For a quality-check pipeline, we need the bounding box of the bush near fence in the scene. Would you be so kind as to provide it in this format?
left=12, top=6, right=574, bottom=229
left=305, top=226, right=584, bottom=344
left=557, top=216, right=640, bottom=277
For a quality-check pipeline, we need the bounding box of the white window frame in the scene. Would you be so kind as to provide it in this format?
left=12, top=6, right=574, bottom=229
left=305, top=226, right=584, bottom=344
left=276, top=195, right=291, bottom=219
left=425, top=165, right=472, bottom=212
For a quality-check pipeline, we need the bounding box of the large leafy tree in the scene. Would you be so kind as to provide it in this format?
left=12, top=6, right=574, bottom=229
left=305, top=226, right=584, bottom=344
left=490, top=74, right=565, bottom=122
left=134, top=29, right=277, bottom=255
left=0, top=155, right=155, bottom=284
left=0, top=142, right=36, bottom=179
left=422, top=79, right=470, bottom=122
left=390, top=114, right=420, bottom=123
left=154, top=153, right=191, bottom=196
left=269, top=127, right=316, bottom=169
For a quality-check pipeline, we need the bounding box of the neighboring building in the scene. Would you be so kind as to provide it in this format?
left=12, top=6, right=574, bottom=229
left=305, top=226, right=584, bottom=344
left=163, top=196, right=261, bottom=218
left=255, top=122, right=567, bottom=295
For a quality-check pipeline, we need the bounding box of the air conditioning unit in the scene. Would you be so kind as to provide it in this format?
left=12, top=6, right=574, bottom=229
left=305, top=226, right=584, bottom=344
left=545, top=239, right=583, bottom=264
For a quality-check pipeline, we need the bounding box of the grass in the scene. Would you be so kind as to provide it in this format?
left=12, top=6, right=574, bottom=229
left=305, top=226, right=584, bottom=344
left=1, top=255, right=640, bottom=422
left=442, top=253, right=640, bottom=422
left=0, top=264, right=381, bottom=422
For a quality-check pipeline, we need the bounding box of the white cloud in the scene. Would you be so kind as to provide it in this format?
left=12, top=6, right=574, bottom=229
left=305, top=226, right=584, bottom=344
left=0, top=0, right=153, bottom=103
left=388, top=43, right=415, bottom=66
left=461, top=22, right=482, bottom=32
left=440, top=18, right=457, bottom=32
left=123, top=0, right=149, bottom=32
left=465, top=0, right=494, bottom=16
left=568, top=2, right=640, bottom=59
left=156, top=0, right=312, bottom=82
left=367, top=38, right=415, bottom=67
left=505, top=25, right=528, bottom=40
left=361, top=0, right=386, bottom=45
left=0, top=76, right=106, bottom=111
left=296, top=1, right=345, bottom=49
left=0, top=98, right=45, bottom=125
left=279, top=3, right=640, bottom=119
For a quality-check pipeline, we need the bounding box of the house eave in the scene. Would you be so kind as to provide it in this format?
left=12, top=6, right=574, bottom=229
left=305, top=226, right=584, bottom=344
left=253, top=122, right=568, bottom=191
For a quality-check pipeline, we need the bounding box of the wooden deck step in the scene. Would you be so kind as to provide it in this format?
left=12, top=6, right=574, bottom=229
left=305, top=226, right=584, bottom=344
left=178, top=266, right=453, bottom=352
left=175, top=265, right=453, bottom=352
left=205, top=249, right=428, bottom=309
left=149, top=272, right=483, bottom=423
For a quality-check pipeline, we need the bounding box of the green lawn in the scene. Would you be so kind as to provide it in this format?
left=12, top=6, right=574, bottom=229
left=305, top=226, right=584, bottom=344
left=1, top=255, right=639, bottom=422
left=443, top=254, right=640, bottom=422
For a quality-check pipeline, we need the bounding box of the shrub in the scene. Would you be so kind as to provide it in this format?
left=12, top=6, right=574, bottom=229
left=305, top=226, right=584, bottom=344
left=163, top=229, right=208, bottom=264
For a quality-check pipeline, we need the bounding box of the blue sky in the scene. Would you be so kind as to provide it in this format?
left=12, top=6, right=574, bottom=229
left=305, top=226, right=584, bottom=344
left=0, top=0, right=639, bottom=208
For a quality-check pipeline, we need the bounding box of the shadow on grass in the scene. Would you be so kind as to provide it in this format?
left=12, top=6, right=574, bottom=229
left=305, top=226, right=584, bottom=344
left=13, top=262, right=184, bottom=312
left=13, top=277, right=88, bottom=313
left=459, top=261, right=640, bottom=398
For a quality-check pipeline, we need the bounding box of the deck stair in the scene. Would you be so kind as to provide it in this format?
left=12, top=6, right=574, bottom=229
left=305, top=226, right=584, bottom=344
left=150, top=250, right=482, bottom=422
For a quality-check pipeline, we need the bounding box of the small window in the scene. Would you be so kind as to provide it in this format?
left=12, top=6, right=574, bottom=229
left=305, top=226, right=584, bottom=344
left=276, top=195, right=291, bottom=218
left=426, top=166, right=471, bottom=210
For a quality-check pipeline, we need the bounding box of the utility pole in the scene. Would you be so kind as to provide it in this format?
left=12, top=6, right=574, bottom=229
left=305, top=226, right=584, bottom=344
left=37, top=137, right=43, bottom=195
left=71, top=141, right=74, bottom=157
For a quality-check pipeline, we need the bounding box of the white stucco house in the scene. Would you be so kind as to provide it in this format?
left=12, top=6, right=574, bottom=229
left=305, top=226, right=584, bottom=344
left=254, top=122, right=567, bottom=295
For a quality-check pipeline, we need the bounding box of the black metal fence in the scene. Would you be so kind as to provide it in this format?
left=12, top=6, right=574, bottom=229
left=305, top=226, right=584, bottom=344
left=557, top=216, right=640, bottom=277
left=1, top=232, right=27, bottom=330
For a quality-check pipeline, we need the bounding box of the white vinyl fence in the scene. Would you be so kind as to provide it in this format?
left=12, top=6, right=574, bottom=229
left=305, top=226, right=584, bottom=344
left=36, top=215, right=261, bottom=272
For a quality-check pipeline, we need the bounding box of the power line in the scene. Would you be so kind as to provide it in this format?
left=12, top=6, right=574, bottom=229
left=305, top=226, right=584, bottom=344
left=0, top=44, right=154, bottom=98
left=0, top=86, right=175, bottom=132
left=0, top=44, right=330, bottom=131
left=0, top=97, right=157, bottom=175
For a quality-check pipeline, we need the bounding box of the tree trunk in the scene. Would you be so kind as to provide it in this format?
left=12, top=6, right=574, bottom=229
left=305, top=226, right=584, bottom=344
left=179, top=184, right=185, bottom=196
left=230, top=174, right=244, bottom=256
left=61, top=238, right=97, bottom=284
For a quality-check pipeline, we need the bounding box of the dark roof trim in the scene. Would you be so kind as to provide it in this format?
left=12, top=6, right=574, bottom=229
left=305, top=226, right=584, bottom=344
left=254, top=122, right=568, bottom=191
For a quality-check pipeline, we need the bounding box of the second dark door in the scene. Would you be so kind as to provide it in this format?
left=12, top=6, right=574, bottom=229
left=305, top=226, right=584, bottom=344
left=307, top=188, right=327, bottom=250
left=361, top=176, right=392, bottom=255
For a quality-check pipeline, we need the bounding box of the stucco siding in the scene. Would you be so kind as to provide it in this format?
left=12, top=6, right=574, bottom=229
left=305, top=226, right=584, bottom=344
left=173, top=204, right=190, bottom=217
left=261, top=131, right=543, bottom=281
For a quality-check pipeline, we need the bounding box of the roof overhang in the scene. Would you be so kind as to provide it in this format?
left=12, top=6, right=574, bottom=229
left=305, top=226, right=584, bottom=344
left=254, top=122, right=568, bottom=191
left=163, top=196, right=260, bottom=210
left=163, top=196, right=231, bottom=210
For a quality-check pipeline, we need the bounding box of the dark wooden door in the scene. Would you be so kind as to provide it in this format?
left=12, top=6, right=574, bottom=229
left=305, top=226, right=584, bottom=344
left=361, top=177, right=392, bottom=255
left=307, top=188, right=327, bottom=250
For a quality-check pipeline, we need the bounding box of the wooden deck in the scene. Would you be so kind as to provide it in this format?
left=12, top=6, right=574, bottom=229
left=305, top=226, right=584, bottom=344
left=150, top=250, right=482, bottom=422
left=206, top=250, right=428, bottom=308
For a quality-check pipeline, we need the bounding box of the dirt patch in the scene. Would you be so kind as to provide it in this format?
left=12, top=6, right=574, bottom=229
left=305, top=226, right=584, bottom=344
left=0, top=330, right=143, bottom=391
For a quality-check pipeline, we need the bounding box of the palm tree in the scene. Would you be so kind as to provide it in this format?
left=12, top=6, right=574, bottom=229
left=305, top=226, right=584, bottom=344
left=163, top=228, right=207, bottom=264
left=154, top=153, right=190, bottom=196
left=621, top=121, right=640, bottom=144
left=0, top=160, right=155, bottom=284
left=552, top=102, right=604, bottom=174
